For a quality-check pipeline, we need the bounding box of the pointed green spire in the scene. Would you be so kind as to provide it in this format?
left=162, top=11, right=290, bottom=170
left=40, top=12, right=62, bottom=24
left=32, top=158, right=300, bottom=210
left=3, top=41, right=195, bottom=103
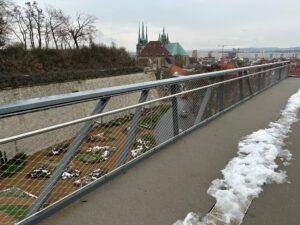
left=138, top=23, right=141, bottom=43
left=163, top=27, right=165, bottom=35
left=141, top=22, right=145, bottom=40
left=146, top=24, right=148, bottom=42
left=158, top=33, right=161, bottom=41
left=167, top=33, right=169, bottom=43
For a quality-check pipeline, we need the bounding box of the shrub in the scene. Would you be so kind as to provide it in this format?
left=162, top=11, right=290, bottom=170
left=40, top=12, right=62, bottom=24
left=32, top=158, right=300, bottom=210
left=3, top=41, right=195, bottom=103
left=140, top=134, right=156, bottom=147
left=139, top=105, right=170, bottom=129
left=75, top=153, right=105, bottom=164
left=0, top=44, right=142, bottom=89
left=0, top=153, right=27, bottom=178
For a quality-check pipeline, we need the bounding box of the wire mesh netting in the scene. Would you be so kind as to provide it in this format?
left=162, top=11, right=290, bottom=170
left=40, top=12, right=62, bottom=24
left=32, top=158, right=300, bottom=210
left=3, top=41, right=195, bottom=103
left=0, top=63, right=289, bottom=225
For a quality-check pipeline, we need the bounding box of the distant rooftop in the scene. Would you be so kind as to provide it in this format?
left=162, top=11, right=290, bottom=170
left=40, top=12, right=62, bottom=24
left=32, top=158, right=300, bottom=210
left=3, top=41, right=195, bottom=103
left=139, top=41, right=171, bottom=57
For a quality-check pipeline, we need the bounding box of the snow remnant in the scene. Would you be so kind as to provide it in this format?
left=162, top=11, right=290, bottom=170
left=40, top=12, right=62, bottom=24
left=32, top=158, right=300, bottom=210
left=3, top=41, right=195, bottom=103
left=174, top=89, right=300, bottom=225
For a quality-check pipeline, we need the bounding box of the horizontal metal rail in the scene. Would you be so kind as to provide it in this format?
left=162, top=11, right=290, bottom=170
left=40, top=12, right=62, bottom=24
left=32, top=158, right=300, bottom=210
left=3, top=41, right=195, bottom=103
left=0, top=64, right=288, bottom=145
left=0, top=61, right=289, bottom=117
left=15, top=66, right=288, bottom=225
left=0, top=61, right=289, bottom=225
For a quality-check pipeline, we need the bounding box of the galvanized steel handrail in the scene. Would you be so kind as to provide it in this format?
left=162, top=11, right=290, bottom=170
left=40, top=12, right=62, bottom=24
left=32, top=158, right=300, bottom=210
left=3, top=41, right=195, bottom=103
left=0, top=61, right=290, bottom=225
left=0, top=61, right=289, bottom=117
left=0, top=64, right=289, bottom=145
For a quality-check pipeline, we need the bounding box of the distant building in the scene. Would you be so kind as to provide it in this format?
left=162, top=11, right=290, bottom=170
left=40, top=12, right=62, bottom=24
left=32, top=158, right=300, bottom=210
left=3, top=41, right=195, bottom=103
left=136, top=26, right=189, bottom=68
left=138, top=41, right=171, bottom=67
left=192, top=50, right=198, bottom=58
left=165, top=42, right=189, bottom=67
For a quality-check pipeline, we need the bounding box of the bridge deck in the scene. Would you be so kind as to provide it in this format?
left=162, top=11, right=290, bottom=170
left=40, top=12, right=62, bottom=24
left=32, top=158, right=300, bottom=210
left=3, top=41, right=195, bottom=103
left=41, top=78, right=300, bottom=225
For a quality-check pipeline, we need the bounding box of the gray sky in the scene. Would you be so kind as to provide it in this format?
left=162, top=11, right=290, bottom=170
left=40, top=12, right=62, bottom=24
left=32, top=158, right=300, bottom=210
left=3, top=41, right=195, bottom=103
left=14, top=0, right=300, bottom=51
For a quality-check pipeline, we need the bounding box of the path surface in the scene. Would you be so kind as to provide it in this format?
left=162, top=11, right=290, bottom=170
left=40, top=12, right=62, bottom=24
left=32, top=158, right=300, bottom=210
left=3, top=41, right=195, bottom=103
left=41, top=78, right=300, bottom=225
left=242, top=111, right=300, bottom=225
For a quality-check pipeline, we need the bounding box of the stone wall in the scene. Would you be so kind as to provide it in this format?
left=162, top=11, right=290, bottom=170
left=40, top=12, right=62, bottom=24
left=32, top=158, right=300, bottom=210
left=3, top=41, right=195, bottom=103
left=0, top=72, right=158, bottom=158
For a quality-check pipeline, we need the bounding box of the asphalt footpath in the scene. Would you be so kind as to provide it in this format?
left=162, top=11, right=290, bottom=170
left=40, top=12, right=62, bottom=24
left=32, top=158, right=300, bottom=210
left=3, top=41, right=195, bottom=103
left=41, top=78, right=300, bottom=225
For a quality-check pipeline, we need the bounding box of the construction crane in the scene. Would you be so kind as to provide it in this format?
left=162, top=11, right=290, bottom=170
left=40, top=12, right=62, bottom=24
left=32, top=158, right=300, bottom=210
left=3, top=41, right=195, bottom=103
left=217, top=44, right=234, bottom=59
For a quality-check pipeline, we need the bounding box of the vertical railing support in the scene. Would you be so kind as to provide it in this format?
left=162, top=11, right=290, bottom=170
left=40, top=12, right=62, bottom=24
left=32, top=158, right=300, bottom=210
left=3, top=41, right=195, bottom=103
left=170, top=84, right=179, bottom=136
left=118, top=89, right=149, bottom=166
left=257, top=68, right=262, bottom=92
left=278, top=66, right=282, bottom=81
left=285, top=63, right=290, bottom=78
left=264, top=66, right=268, bottom=88
left=245, top=70, right=253, bottom=95
left=27, top=97, right=110, bottom=216
left=239, top=71, right=244, bottom=101
left=195, top=81, right=212, bottom=125
left=218, top=75, right=225, bottom=111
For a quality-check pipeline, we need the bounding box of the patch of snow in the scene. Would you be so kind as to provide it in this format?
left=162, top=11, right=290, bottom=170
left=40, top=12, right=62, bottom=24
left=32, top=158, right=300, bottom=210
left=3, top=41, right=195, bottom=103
left=173, top=88, right=300, bottom=225
left=0, top=187, right=38, bottom=198
left=173, top=213, right=202, bottom=225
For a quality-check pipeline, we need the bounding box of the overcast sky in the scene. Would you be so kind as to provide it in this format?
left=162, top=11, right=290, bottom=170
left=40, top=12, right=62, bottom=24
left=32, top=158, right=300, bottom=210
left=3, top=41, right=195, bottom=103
left=14, top=0, right=300, bottom=51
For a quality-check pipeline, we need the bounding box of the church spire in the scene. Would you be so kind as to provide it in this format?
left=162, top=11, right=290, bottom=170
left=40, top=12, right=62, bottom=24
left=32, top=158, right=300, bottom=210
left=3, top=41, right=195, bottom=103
left=146, top=24, right=148, bottom=42
left=160, top=27, right=169, bottom=45
left=138, top=24, right=141, bottom=43
left=141, top=22, right=145, bottom=40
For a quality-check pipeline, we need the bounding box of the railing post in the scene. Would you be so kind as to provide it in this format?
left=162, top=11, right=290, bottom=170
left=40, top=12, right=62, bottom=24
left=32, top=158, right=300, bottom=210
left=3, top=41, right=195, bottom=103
left=264, top=66, right=268, bottom=87
left=170, top=84, right=179, bottom=136
left=27, top=97, right=110, bottom=216
left=218, top=75, right=225, bottom=111
left=118, top=89, right=149, bottom=166
left=195, top=80, right=212, bottom=124
left=257, top=68, right=262, bottom=92
left=269, top=65, right=274, bottom=86
left=285, top=63, right=290, bottom=78
left=239, top=71, right=244, bottom=100
left=245, top=70, right=253, bottom=95
left=278, top=65, right=282, bottom=81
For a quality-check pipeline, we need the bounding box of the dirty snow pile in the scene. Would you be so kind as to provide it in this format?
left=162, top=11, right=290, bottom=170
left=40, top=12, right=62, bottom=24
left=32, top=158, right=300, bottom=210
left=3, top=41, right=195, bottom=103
left=174, top=89, right=300, bottom=225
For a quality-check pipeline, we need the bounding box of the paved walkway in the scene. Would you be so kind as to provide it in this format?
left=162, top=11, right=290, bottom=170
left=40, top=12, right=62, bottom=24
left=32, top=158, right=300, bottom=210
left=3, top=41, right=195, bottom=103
left=243, top=111, right=300, bottom=225
left=42, top=78, right=300, bottom=225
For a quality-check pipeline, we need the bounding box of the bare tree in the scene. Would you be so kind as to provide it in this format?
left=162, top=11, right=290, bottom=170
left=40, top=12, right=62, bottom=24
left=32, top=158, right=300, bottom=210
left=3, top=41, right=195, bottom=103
left=0, top=13, right=6, bottom=46
left=11, top=6, right=28, bottom=49
left=57, top=28, right=71, bottom=49
left=66, top=13, right=97, bottom=49
left=32, top=1, right=44, bottom=48
left=46, top=7, right=68, bottom=49
left=44, top=17, right=50, bottom=48
left=8, top=3, right=98, bottom=49
left=0, top=0, right=11, bottom=47
left=24, top=2, right=35, bottom=48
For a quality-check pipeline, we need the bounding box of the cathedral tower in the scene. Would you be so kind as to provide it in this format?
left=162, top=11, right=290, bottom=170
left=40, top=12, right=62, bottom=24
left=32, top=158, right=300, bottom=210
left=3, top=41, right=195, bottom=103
left=136, top=22, right=148, bottom=57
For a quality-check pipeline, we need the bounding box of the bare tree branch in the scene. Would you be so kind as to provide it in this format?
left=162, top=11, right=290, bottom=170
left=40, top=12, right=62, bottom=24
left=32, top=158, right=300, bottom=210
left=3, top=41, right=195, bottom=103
left=66, top=13, right=97, bottom=48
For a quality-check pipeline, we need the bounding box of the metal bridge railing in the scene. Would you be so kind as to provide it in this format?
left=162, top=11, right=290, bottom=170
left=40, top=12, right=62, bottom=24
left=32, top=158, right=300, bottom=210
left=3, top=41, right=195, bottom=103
left=0, top=61, right=290, bottom=225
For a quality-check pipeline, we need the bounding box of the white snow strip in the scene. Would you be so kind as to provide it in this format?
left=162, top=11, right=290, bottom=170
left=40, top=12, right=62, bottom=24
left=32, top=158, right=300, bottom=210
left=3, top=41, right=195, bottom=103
left=174, top=89, right=300, bottom=225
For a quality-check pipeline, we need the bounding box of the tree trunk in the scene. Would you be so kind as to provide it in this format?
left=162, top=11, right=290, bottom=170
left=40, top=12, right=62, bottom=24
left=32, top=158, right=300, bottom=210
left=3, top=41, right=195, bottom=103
left=72, top=34, right=79, bottom=49
left=50, top=26, right=58, bottom=49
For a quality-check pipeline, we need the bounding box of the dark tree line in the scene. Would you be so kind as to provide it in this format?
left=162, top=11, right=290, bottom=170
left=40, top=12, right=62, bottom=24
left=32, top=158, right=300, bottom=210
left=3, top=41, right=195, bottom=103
left=0, top=0, right=97, bottom=49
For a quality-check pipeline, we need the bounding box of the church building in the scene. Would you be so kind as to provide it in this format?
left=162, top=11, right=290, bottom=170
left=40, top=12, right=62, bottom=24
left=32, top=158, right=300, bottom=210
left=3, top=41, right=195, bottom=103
left=136, top=24, right=189, bottom=68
